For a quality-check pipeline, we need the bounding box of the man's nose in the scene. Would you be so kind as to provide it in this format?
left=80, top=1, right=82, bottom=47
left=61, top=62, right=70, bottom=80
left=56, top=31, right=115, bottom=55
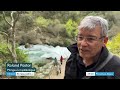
left=80, top=39, right=88, bottom=47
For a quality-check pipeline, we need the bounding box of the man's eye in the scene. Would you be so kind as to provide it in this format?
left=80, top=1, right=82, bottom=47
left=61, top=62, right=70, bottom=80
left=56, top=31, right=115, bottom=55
left=78, top=37, right=83, bottom=40
left=87, top=37, right=95, bottom=41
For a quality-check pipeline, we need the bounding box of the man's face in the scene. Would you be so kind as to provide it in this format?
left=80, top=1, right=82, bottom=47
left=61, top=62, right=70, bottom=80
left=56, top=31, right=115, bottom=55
left=77, top=26, right=108, bottom=59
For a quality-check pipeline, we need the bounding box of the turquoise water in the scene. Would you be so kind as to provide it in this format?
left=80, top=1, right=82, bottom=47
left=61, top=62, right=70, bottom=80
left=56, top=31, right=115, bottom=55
left=18, top=45, right=71, bottom=62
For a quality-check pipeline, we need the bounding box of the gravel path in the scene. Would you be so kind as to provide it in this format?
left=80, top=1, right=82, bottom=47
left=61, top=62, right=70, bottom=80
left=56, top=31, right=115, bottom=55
left=45, top=60, right=66, bottom=79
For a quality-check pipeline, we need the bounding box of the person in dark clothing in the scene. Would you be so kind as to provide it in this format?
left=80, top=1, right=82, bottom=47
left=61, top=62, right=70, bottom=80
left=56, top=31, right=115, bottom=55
left=60, top=56, right=63, bottom=65
left=64, top=16, right=120, bottom=79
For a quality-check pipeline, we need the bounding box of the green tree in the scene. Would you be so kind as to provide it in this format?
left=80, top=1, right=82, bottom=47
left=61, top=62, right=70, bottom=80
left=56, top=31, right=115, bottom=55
left=35, top=16, right=50, bottom=28
left=107, top=33, right=120, bottom=56
left=65, top=19, right=78, bottom=38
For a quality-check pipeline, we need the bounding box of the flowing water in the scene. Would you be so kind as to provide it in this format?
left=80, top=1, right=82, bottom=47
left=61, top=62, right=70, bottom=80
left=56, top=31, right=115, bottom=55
left=18, top=45, right=71, bottom=62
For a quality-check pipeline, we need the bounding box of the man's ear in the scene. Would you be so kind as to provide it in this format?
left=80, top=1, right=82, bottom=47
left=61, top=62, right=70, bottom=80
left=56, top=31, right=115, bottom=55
left=103, top=37, right=108, bottom=46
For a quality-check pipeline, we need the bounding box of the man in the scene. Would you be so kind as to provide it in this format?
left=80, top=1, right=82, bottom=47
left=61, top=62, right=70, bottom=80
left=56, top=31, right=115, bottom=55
left=64, top=16, right=120, bottom=79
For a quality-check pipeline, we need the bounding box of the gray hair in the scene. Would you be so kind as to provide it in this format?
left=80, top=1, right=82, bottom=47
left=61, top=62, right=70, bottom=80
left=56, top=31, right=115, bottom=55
left=78, top=16, right=108, bottom=37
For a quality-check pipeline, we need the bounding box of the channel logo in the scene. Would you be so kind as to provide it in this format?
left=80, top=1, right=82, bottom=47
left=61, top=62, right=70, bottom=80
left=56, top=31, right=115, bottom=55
left=6, top=72, right=16, bottom=76
left=6, top=72, right=34, bottom=76
left=86, top=72, right=114, bottom=76
left=86, top=72, right=95, bottom=76
left=95, top=72, right=114, bottom=76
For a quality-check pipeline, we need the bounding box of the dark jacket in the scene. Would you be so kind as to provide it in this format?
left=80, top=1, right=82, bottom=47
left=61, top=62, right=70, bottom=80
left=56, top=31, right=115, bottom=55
left=64, top=43, right=120, bottom=79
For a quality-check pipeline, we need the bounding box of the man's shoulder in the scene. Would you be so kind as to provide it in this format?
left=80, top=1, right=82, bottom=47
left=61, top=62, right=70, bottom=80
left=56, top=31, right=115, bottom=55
left=105, top=55, right=120, bottom=78
left=111, top=55, right=120, bottom=64
left=66, top=54, right=74, bottom=63
left=106, top=55, right=120, bottom=71
left=66, top=53, right=77, bottom=66
left=67, top=43, right=78, bottom=53
left=112, top=55, right=120, bottom=79
left=106, top=54, right=120, bottom=68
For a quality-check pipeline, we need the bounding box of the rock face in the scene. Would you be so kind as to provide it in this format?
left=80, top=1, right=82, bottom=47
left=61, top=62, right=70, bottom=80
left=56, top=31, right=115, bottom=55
left=35, top=61, right=55, bottom=79
left=25, top=43, right=30, bottom=48
left=17, top=30, right=75, bottom=47
left=34, top=60, right=66, bottom=79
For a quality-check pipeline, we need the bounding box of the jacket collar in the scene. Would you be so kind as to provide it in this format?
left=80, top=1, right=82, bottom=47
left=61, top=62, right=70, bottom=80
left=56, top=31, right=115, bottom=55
left=67, top=43, right=78, bottom=54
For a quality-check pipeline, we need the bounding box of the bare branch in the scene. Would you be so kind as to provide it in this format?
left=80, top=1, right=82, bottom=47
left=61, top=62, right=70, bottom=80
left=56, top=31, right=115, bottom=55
left=2, top=11, right=12, bottom=27
left=14, top=11, right=20, bottom=24
left=0, top=31, right=10, bottom=46
left=11, top=11, right=20, bottom=27
left=7, top=46, right=13, bottom=56
left=0, top=31, right=8, bottom=37
left=2, top=11, right=18, bottom=63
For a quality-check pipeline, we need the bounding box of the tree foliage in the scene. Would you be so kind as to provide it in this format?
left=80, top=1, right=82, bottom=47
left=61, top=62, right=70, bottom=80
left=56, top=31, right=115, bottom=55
left=65, top=19, right=78, bottom=38
left=35, top=16, right=51, bottom=28
left=0, top=41, right=29, bottom=64
left=0, top=11, right=119, bottom=46
left=107, top=33, right=120, bottom=56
